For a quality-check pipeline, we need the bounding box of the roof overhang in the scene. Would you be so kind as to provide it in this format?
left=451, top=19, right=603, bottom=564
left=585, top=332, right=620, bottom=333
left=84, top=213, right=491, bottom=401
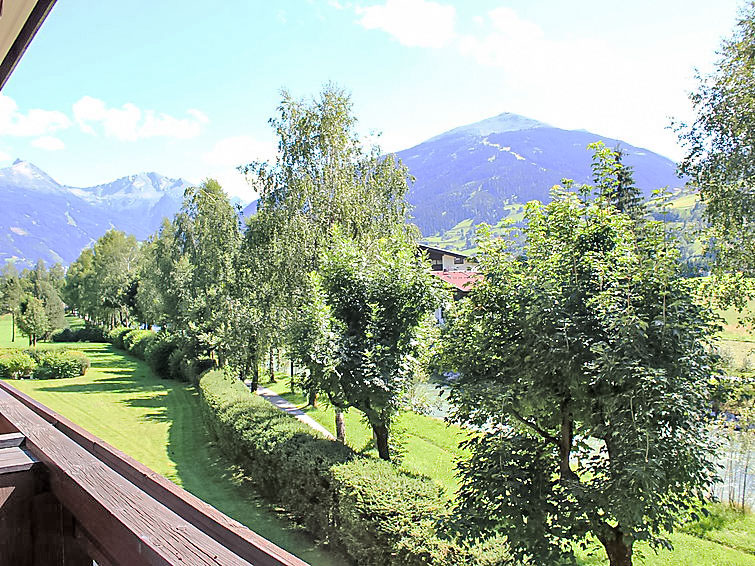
left=0, top=0, right=57, bottom=90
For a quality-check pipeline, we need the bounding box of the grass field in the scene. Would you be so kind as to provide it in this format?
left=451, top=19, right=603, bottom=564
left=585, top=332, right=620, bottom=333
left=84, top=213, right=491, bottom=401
left=0, top=315, right=346, bottom=566
left=3, top=314, right=754, bottom=565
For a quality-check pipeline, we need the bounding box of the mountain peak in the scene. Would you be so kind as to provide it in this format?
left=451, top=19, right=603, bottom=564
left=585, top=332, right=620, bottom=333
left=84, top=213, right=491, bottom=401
left=1, top=159, right=62, bottom=190
left=427, top=112, right=551, bottom=143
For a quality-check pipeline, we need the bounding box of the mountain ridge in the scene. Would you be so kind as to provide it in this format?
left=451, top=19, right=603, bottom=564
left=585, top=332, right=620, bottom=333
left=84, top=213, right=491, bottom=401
left=397, top=113, right=682, bottom=235
left=0, top=160, right=193, bottom=266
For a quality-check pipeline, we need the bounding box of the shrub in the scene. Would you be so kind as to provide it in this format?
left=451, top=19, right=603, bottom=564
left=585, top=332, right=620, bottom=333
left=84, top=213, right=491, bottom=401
left=51, top=326, right=109, bottom=343
left=198, top=370, right=507, bottom=565
left=67, top=350, right=91, bottom=375
left=78, top=325, right=108, bottom=342
left=168, top=347, right=186, bottom=380
left=145, top=333, right=177, bottom=378
left=29, top=349, right=89, bottom=380
left=51, top=328, right=74, bottom=342
left=123, top=330, right=155, bottom=359
left=0, top=352, right=37, bottom=379
left=108, top=326, right=132, bottom=349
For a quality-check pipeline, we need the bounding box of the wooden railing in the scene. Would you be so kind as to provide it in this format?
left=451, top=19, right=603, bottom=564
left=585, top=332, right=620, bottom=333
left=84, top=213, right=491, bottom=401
left=0, top=380, right=310, bottom=566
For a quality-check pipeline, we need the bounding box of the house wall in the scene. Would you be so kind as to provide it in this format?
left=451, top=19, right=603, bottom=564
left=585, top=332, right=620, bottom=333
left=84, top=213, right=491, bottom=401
left=441, top=255, right=476, bottom=271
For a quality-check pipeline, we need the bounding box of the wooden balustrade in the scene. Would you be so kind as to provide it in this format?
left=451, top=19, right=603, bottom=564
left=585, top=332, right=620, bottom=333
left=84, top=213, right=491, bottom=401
left=0, top=380, right=310, bottom=566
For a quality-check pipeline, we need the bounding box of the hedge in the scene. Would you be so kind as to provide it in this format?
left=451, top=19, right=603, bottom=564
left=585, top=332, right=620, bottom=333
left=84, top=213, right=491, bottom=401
left=145, top=333, right=178, bottom=378
left=51, top=326, right=109, bottom=343
left=198, top=370, right=509, bottom=565
left=108, top=326, right=133, bottom=349
left=123, top=330, right=156, bottom=359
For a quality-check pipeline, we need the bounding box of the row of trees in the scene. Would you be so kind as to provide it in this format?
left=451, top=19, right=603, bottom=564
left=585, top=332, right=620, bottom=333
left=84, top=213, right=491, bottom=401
left=63, top=85, right=442, bottom=462
left=1, top=260, right=66, bottom=345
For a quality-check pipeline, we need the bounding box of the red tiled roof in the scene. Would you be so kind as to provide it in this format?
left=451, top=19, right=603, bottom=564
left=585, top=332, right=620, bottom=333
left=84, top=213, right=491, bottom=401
left=430, top=270, right=482, bottom=292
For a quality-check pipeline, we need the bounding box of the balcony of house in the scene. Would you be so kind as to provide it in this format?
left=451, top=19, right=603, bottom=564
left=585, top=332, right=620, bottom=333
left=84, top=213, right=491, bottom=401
left=0, top=379, right=308, bottom=566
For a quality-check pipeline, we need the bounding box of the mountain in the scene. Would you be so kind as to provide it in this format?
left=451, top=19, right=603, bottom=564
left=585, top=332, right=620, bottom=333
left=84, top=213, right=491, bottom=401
left=397, top=112, right=683, bottom=235
left=0, top=160, right=191, bottom=265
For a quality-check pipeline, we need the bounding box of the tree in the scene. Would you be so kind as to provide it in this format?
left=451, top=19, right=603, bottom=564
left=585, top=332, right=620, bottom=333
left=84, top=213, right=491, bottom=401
left=17, top=296, right=49, bottom=347
left=243, top=84, right=414, bottom=413
left=442, top=171, right=718, bottom=565
left=677, top=2, right=755, bottom=276
left=312, top=234, right=439, bottom=460
left=0, top=262, right=24, bottom=342
left=589, top=142, right=643, bottom=218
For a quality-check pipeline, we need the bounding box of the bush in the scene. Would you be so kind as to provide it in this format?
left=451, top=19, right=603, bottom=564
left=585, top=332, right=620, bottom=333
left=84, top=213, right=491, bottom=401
left=50, top=328, right=74, bottom=342
left=198, top=370, right=507, bottom=565
left=51, top=326, right=109, bottom=343
left=27, top=349, right=90, bottom=380
left=145, top=333, right=178, bottom=378
left=0, top=352, right=37, bottom=379
left=123, top=330, right=156, bottom=359
left=168, top=347, right=186, bottom=380
left=67, top=350, right=91, bottom=375
left=108, top=326, right=132, bottom=349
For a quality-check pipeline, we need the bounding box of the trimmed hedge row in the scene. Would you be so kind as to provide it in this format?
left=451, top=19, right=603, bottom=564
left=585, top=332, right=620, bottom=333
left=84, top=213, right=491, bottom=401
left=198, top=370, right=509, bottom=566
left=51, top=326, right=109, bottom=343
left=0, top=349, right=90, bottom=380
left=104, top=327, right=213, bottom=383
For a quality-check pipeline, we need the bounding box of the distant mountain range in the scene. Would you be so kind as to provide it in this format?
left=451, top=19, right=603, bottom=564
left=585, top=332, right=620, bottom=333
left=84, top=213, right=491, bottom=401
left=0, top=160, right=191, bottom=265
left=397, top=113, right=683, bottom=235
left=1, top=112, right=688, bottom=266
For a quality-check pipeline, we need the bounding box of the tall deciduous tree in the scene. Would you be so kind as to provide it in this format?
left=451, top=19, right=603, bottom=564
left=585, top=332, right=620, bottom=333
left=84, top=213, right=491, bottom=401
left=243, top=84, right=415, bottom=415
left=1, top=262, right=24, bottom=342
left=442, top=161, right=718, bottom=566
left=170, top=179, right=240, bottom=362
left=677, top=2, right=755, bottom=277
left=313, top=234, right=439, bottom=460
left=17, top=295, right=49, bottom=347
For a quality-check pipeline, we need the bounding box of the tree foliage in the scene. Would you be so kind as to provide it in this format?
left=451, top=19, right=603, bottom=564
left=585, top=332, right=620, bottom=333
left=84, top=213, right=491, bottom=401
left=311, top=233, right=440, bottom=460
left=17, top=295, right=49, bottom=346
left=677, top=2, right=755, bottom=275
left=442, top=154, right=719, bottom=566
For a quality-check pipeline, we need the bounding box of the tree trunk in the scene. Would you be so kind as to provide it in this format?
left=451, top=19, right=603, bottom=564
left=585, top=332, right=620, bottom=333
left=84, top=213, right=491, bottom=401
left=371, top=422, right=390, bottom=461
left=290, top=360, right=295, bottom=394
left=251, top=358, right=260, bottom=392
left=269, top=349, right=276, bottom=383
left=11, top=312, right=15, bottom=342
left=599, top=528, right=633, bottom=566
left=335, top=410, right=346, bottom=443
left=308, top=389, right=318, bottom=408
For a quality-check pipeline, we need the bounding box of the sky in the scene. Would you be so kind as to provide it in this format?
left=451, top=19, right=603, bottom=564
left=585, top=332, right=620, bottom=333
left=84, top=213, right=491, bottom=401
left=0, top=0, right=744, bottom=202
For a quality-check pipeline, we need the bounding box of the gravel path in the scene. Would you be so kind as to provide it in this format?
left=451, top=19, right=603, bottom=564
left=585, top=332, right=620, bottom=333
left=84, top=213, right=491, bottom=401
left=246, top=382, right=336, bottom=440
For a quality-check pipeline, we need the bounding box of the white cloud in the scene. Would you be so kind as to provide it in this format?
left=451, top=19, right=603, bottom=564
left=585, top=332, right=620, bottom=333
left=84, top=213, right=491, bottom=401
left=0, top=95, right=71, bottom=137
left=0, top=150, right=11, bottom=163
left=201, top=135, right=277, bottom=202
left=356, top=0, right=456, bottom=48
left=203, top=135, right=276, bottom=168
left=31, top=136, right=66, bottom=151
left=72, top=96, right=208, bottom=141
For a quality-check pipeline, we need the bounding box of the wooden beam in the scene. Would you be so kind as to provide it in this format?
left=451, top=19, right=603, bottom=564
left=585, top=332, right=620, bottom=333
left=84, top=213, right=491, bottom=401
left=0, top=0, right=57, bottom=91
left=0, top=432, right=25, bottom=449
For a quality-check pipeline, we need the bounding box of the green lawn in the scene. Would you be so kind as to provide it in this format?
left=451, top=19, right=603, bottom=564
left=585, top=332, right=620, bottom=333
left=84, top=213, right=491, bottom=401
left=265, top=378, right=468, bottom=495
left=4, top=314, right=754, bottom=565
left=0, top=315, right=345, bottom=566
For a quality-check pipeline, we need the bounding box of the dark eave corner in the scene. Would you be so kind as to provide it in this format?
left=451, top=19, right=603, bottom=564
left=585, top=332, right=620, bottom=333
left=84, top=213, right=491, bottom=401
left=0, top=0, right=57, bottom=91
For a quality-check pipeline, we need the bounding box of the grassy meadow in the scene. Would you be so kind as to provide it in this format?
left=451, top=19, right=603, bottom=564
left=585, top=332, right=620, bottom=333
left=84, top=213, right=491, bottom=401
left=0, top=315, right=346, bottom=566
left=2, top=313, right=754, bottom=565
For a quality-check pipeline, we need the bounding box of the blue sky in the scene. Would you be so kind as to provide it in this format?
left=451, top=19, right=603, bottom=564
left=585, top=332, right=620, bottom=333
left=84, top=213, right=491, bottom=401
left=0, top=0, right=743, bottom=201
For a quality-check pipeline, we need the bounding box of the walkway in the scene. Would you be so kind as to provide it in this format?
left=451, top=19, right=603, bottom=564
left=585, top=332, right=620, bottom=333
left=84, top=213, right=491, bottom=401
left=249, top=383, right=335, bottom=440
